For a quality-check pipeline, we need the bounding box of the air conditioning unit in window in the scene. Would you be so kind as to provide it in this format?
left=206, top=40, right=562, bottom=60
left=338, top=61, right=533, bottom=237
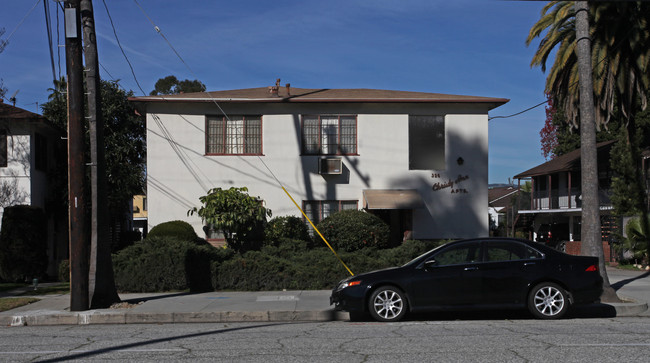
left=319, top=157, right=343, bottom=175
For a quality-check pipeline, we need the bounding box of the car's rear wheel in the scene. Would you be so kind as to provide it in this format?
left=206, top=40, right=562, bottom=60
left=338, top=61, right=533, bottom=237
left=528, top=282, right=569, bottom=319
left=368, top=286, right=407, bottom=322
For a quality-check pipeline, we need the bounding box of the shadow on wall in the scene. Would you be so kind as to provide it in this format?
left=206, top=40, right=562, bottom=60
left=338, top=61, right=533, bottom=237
left=387, top=129, right=488, bottom=239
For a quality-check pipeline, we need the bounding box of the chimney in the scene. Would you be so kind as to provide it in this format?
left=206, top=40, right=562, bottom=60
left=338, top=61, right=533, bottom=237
left=268, top=78, right=281, bottom=96
left=285, top=83, right=291, bottom=96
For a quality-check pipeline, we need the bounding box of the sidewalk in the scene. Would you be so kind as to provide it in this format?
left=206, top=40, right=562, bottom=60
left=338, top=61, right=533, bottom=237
left=1, top=267, right=647, bottom=326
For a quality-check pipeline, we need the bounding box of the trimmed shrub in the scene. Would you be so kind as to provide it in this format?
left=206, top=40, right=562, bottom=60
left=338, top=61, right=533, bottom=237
left=213, top=239, right=449, bottom=291
left=265, top=216, right=311, bottom=246
left=112, top=236, right=232, bottom=292
left=316, top=210, right=390, bottom=252
left=0, top=205, right=48, bottom=282
left=148, top=220, right=201, bottom=244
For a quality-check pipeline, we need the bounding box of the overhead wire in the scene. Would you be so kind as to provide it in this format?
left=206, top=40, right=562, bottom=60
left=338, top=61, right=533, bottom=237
left=0, top=0, right=42, bottom=53
left=101, top=0, right=147, bottom=96
left=43, top=0, right=57, bottom=83
left=489, top=19, right=638, bottom=122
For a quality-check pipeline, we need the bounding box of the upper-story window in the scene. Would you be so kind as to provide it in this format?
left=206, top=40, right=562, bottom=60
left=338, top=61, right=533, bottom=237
left=409, top=115, right=445, bottom=170
left=35, top=133, right=47, bottom=171
left=302, top=115, right=357, bottom=155
left=206, top=115, right=262, bottom=155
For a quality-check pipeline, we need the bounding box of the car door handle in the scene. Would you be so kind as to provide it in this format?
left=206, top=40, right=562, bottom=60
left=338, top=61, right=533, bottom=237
left=464, top=267, right=478, bottom=271
left=523, top=262, right=536, bottom=266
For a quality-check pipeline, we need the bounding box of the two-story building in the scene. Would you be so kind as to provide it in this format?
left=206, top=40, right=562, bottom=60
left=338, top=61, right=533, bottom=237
left=514, top=140, right=618, bottom=259
left=0, top=101, right=67, bottom=276
left=131, top=84, right=507, bottom=245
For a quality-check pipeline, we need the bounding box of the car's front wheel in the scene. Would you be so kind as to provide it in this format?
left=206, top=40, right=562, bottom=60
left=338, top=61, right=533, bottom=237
left=368, top=286, right=407, bottom=322
left=528, top=282, right=569, bottom=319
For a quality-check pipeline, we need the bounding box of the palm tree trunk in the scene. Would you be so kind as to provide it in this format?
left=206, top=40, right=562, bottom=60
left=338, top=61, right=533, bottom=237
left=575, top=1, right=619, bottom=302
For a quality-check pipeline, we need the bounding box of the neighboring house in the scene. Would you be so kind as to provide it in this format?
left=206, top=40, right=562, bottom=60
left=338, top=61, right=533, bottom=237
left=488, top=185, right=520, bottom=236
left=132, top=194, right=148, bottom=239
left=513, top=141, right=618, bottom=260
left=0, top=100, right=67, bottom=276
left=131, top=84, right=507, bottom=245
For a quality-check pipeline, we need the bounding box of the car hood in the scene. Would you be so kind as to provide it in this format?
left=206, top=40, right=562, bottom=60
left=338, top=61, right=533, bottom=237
left=346, top=266, right=402, bottom=282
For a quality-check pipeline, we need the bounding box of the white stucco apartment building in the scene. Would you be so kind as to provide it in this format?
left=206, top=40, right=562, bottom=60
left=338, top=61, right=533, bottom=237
left=131, top=85, right=507, bottom=244
left=0, top=101, right=67, bottom=275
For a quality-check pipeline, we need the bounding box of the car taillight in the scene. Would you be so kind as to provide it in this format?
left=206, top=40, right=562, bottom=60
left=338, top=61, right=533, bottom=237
left=585, top=265, right=598, bottom=272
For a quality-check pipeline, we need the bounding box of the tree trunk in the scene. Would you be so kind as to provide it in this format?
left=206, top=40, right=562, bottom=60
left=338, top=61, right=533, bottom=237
left=81, top=0, right=120, bottom=308
left=575, top=1, right=619, bottom=302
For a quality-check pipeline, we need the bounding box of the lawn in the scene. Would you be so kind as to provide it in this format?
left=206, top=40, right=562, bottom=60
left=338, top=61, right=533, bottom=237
left=0, top=282, right=70, bottom=312
left=0, top=297, right=39, bottom=312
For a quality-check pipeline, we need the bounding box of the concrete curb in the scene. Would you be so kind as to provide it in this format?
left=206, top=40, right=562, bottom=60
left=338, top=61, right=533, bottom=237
left=2, top=302, right=647, bottom=326
left=1, top=309, right=349, bottom=327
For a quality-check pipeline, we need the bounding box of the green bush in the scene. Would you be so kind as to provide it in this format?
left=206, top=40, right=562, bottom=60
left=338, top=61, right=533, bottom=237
left=148, top=220, right=202, bottom=244
left=112, top=236, right=231, bottom=292
left=58, top=259, right=70, bottom=282
left=265, top=216, right=311, bottom=246
left=0, top=205, right=48, bottom=282
left=316, top=210, right=390, bottom=252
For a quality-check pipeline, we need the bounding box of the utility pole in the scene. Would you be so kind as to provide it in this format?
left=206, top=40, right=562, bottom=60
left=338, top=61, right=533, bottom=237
left=64, top=0, right=89, bottom=311
left=81, top=0, right=120, bottom=308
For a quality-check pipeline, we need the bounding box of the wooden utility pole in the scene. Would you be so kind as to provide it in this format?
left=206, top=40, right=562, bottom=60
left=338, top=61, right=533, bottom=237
left=575, top=1, right=618, bottom=302
left=81, top=0, right=120, bottom=308
left=64, top=0, right=89, bottom=311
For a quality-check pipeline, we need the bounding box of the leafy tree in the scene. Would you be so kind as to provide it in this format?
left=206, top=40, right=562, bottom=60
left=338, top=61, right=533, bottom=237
left=150, top=75, right=206, bottom=95
left=189, top=187, right=271, bottom=252
left=41, top=78, right=146, bottom=221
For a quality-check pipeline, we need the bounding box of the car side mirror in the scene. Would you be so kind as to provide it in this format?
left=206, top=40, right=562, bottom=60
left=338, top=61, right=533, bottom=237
left=424, top=259, right=438, bottom=270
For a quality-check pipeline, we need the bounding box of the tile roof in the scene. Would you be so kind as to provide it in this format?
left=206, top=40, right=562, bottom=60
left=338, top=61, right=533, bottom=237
left=0, top=101, right=47, bottom=121
left=130, top=87, right=508, bottom=109
left=514, top=140, right=616, bottom=178
left=488, top=186, right=519, bottom=208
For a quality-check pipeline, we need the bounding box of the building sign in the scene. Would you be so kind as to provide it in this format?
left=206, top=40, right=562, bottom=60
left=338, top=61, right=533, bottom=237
left=432, top=174, right=470, bottom=194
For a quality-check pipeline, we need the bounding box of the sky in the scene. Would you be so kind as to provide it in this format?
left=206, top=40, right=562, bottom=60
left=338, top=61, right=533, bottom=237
left=0, top=0, right=551, bottom=185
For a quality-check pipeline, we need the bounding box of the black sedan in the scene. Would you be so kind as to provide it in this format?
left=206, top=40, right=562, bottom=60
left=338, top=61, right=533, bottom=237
left=330, top=238, right=603, bottom=322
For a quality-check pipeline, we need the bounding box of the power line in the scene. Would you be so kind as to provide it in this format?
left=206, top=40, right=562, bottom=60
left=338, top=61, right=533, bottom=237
left=1, top=0, right=42, bottom=54
left=132, top=0, right=231, bottom=121
left=488, top=100, right=548, bottom=121
left=101, top=0, right=147, bottom=96
left=43, top=0, right=57, bottom=83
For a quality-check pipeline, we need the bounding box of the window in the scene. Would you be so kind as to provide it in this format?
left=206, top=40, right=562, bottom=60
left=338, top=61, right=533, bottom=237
left=35, top=133, right=47, bottom=171
left=303, top=200, right=357, bottom=232
left=430, top=242, right=481, bottom=266
left=409, top=115, right=445, bottom=170
left=486, top=241, right=543, bottom=262
left=206, top=115, right=262, bottom=155
left=0, top=130, right=6, bottom=167
left=302, top=115, right=357, bottom=155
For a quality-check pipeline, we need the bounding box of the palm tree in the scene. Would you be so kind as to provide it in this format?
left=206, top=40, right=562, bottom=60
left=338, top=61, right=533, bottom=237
left=527, top=1, right=650, bottom=302
left=527, top=1, right=650, bottom=129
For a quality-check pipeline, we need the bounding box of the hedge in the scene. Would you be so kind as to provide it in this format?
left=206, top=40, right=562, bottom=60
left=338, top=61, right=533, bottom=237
left=0, top=205, right=48, bottom=282
left=112, top=236, right=232, bottom=292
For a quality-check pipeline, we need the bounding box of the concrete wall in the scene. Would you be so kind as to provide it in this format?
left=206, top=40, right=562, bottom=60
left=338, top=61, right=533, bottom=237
left=145, top=102, right=490, bottom=240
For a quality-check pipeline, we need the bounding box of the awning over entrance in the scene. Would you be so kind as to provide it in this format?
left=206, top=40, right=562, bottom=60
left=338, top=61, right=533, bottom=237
left=363, top=189, right=424, bottom=210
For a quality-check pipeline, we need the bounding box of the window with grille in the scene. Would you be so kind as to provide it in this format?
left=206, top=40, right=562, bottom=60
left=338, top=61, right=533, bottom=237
left=302, top=200, right=358, bottom=233
left=206, top=115, right=262, bottom=155
left=301, top=115, right=357, bottom=155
